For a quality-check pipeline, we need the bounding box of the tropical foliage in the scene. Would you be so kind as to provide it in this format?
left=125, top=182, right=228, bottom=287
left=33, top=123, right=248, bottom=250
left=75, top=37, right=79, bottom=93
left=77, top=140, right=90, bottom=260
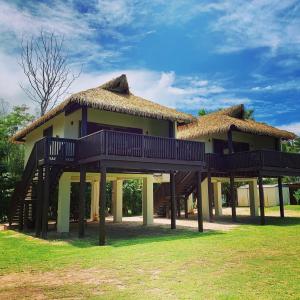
left=0, top=102, right=34, bottom=221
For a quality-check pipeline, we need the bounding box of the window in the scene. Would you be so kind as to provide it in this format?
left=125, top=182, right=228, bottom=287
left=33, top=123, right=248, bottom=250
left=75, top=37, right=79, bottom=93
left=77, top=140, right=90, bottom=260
left=43, top=126, right=53, bottom=137
left=79, top=121, right=143, bottom=137
left=213, top=139, right=249, bottom=154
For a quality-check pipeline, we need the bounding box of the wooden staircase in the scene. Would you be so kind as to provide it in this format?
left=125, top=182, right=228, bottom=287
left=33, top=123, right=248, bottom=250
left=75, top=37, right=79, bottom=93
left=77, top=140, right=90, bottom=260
left=9, top=139, right=65, bottom=230
left=154, top=171, right=202, bottom=217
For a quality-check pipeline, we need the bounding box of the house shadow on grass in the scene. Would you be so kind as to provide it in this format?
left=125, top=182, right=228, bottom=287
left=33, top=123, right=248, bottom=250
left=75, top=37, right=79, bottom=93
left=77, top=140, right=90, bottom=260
left=214, top=214, right=300, bottom=227
left=43, top=221, right=225, bottom=248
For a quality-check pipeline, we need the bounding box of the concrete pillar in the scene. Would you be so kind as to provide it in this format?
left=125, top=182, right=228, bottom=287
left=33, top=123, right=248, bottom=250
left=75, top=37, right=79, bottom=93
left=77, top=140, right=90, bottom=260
left=57, top=173, right=71, bottom=233
left=213, top=182, right=223, bottom=216
left=187, top=194, right=194, bottom=213
left=249, top=179, right=259, bottom=217
left=201, top=178, right=210, bottom=221
left=142, top=176, right=154, bottom=225
left=90, top=180, right=100, bottom=221
left=112, top=180, right=123, bottom=223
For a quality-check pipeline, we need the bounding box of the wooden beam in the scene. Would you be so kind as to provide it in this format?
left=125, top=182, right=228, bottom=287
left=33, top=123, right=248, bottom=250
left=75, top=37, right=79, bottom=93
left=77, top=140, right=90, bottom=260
left=258, top=175, right=265, bottom=225
left=207, top=171, right=214, bottom=222
left=170, top=171, right=176, bottom=229
left=230, top=174, right=237, bottom=222
left=81, top=106, right=88, bottom=137
left=196, top=171, right=203, bottom=232
left=78, top=165, right=86, bottom=238
left=41, top=164, right=50, bottom=239
left=99, top=166, right=107, bottom=245
left=227, top=129, right=234, bottom=154
left=35, top=166, right=43, bottom=237
left=278, top=177, right=284, bottom=218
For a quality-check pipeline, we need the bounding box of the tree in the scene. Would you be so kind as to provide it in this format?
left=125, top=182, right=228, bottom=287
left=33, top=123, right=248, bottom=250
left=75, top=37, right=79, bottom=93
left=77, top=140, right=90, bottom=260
left=20, top=30, right=80, bottom=116
left=0, top=102, right=34, bottom=222
left=243, top=108, right=255, bottom=120
left=198, top=108, right=207, bottom=117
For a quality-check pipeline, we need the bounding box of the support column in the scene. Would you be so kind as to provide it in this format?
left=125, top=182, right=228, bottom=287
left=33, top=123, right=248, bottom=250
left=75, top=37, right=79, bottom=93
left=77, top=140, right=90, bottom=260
left=57, top=172, right=71, bottom=234
left=99, top=167, right=107, bottom=246
left=230, top=174, right=237, bottom=222
left=278, top=177, right=284, bottom=218
left=184, top=197, right=188, bottom=219
left=143, top=176, right=154, bottom=226
left=91, top=180, right=100, bottom=221
left=249, top=179, right=259, bottom=217
left=213, top=182, right=223, bottom=216
left=170, top=172, right=176, bottom=229
left=201, top=178, right=210, bottom=221
left=207, top=172, right=214, bottom=222
left=177, top=198, right=181, bottom=218
left=35, top=166, right=44, bottom=237
left=41, top=164, right=50, bottom=239
left=112, top=180, right=123, bottom=223
left=78, top=165, right=86, bottom=238
left=258, top=175, right=265, bottom=225
left=196, top=171, right=203, bottom=232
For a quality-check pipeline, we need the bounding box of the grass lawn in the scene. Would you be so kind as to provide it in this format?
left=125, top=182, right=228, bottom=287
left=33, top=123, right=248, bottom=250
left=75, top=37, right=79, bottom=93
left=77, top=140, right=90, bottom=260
left=1, top=207, right=300, bottom=299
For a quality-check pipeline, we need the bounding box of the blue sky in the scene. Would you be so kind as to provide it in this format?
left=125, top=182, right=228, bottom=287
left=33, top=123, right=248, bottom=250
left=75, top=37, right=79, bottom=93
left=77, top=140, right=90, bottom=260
left=0, top=0, right=300, bottom=134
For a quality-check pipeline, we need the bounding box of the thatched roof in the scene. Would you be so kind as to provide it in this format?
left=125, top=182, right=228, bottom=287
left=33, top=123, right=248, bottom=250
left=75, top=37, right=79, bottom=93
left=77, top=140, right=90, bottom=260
left=12, top=74, right=195, bottom=143
left=178, top=104, right=296, bottom=140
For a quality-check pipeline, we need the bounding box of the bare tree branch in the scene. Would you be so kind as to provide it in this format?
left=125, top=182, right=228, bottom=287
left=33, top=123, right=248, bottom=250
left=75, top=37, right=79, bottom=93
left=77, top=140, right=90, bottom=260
left=19, top=30, right=81, bottom=116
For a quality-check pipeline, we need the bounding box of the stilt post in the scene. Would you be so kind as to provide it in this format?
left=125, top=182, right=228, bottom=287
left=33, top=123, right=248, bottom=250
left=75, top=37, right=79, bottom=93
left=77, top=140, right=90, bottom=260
left=170, top=171, right=176, bottom=229
left=99, top=166, right=107, bottom=245
left=78, top=165, right=86, bottom=238
left=207, top=171, right=214, bottom=222
left=230, top=174, right=237, bottom=222
left=35, top=166, right=43, bottom=236
left=196, top=171, right=203, bottom=232
left=278, top=177, right=284, bottom=218
left=258, top=175, right=265, bottom=225
left=41, top=164, right=50, bottom=239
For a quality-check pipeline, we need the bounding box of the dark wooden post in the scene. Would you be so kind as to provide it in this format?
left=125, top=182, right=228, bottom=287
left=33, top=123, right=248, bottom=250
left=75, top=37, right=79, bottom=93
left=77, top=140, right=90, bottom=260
left=278, top=177, right=284, bottom=218
left=78, top=165, right=86, bottom=238
left=258, top=175, right=265, bottom=225
left=170, top=171, right=176, bottom=229
left=184, top=197, right=188, bottom=219
left=196, top=171, right=203, bottom=232
left=99, top=166, right=107, bottom=246
left=207, top=171, right=214, bottom=222
left=41, top=164, right=50, bottom=239
left=35, top=166, right=43, bottom=237
left=230, top=174, right=237, bottom=222
left=81, top=106, right=88, bottom=137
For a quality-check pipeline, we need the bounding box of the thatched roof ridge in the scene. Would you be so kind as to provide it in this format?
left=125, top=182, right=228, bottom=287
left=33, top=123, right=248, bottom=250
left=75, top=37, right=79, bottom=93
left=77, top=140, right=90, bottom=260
left=178, top=104, right=296, bottom=140
left=11, top=74, right=195, bottom=143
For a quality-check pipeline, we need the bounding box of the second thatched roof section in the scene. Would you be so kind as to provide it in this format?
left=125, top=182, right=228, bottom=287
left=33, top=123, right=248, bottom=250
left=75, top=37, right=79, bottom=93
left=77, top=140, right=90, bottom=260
left=178, top=104, right=296, bottom=140
left=12, top=74, right=195, bottom=142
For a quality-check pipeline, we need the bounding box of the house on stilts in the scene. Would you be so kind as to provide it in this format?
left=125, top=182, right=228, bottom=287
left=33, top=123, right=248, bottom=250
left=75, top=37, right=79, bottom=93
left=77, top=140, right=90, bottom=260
left=9, top=74, right=299, bottom=245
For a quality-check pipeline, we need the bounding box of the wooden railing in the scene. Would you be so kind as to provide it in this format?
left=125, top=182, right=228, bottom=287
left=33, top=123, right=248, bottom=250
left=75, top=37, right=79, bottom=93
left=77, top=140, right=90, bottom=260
left=206, top=150, right=300, bottom=171
left=78, top=130, right=205, bottom=163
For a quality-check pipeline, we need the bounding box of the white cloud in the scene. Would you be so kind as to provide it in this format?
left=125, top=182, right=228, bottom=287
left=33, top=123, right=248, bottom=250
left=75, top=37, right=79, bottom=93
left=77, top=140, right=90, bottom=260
left=251, top=80, right=300, bottom=92
left=211, top=0, right=300, bottom=55
left=278, top=122, right=300, bottom=136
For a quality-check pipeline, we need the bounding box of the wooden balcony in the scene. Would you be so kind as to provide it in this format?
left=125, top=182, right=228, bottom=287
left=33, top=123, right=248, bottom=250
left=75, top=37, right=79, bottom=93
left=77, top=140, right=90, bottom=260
left=36, top=130, right=206, bottom=171
left=206, top=150, right=300, bottom=176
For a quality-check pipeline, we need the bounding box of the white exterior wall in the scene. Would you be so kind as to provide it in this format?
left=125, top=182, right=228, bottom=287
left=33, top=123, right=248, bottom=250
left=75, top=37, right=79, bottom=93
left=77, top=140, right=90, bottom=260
left=237, top=185, right=290, bottom=207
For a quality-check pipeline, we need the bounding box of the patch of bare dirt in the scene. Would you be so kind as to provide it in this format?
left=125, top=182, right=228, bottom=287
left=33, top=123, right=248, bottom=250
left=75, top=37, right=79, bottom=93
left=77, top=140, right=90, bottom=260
left=0, top=267, right=125, bottom=299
